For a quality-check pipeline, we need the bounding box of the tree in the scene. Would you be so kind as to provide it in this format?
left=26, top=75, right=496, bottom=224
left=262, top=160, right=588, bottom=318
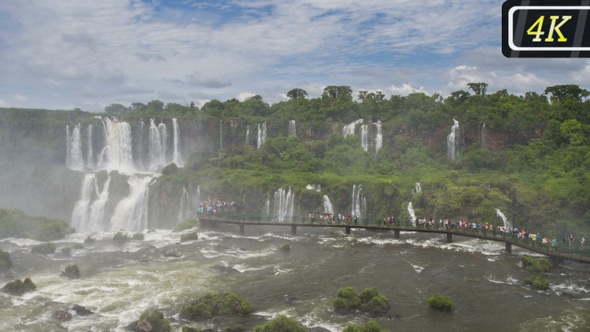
left=322, top=85, right=352, bottom=101
left=147, top=100, right=164, bottom=112
left=467, top=82, right=488, bottom=96
left=544, top=85, right=590, bottom=103
left=104, top=103, right=128, bottom=115
left=358, top=90, right=385, bottom=102
left=287, top=88, right=308, bottom=100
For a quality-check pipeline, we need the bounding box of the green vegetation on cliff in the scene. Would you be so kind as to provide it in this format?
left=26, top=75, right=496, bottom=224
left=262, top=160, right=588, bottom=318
left=0, top=208, right=73, bottom=241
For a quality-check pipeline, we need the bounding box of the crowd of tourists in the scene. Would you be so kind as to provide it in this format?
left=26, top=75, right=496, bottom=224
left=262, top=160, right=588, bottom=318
left=197, top=199, right=237, bottom=215
left=307, top=213, right=360, bottom=224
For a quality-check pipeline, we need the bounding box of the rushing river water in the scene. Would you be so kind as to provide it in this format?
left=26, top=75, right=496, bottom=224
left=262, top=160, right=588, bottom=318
left=1, top=224, right=589, bottom=332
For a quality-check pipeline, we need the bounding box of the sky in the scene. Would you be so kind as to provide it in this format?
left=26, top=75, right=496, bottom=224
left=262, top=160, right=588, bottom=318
left=1, top=0, right=590, bottom=113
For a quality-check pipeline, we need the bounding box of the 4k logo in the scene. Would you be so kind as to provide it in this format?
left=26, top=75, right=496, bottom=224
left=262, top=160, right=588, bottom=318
left=502, top=1, right=590, bottom=58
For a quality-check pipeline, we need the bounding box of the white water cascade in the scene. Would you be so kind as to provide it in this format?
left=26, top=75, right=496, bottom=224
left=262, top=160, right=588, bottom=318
left=288, top=120, right=296, bottom=137
left=245, top=125, right=250, bottom=145
left=351, top=184, right=366, bottom=221
left=257, top=122, right=267, bottom=149
left=413, top=182, right=422, bottom=194
left=361, top=125, right=369, bottom=151
left=110, top=175, right=154, bottom=232
left=66, top=124, right=84, bottom=171
left=323, top=195, right=334, bottom=214
left=86, top=123, right=95, bottom=169
left=447, top=119, right=461, bottom=161
left=97, top=117, right=134, bottom=173
left=343, top=119, right=363, bottom=137
left=496, top=208, right=512, bottom=230
left=408, top=202, right=416, bottom=227
left=172, top=118, right=184, bottom=167
left=375, top=120, right=382, bottom=155
left=149, top=119, right=167, bottom=171
left=273, top=187, right=294, bottom=222
left=71, top=173, right=112, bottom=232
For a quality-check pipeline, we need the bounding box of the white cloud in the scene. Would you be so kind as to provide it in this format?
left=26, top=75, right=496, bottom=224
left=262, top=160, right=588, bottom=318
left=14, top=94, right=26, bottom=102
left=389, top=84, right=428, bottom=96
left=237, top=92, right=256, bottom=102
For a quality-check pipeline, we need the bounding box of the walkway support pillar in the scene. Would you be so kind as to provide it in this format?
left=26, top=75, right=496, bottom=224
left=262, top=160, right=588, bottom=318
left=239, top=224, right=245, bottom=235
left=345, top=227, right=351, bottom=235
left=505, top=241, right=512, bottom=254
left=291, top=225, right=297, bottom=235
left=446, top=233, right=453, bottom=243
left=394, top=229, right=400, bottom=239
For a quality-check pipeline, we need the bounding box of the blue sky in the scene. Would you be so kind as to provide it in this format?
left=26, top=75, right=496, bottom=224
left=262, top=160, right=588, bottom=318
left=1, top=0, right=589, bottom=112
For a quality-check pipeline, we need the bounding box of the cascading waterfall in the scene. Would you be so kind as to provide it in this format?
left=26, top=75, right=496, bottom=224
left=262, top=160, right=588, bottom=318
left=257, top=122, right=267, bottom=149
left=67, top=117, right=186, bottom=231
left=447, top=119, right=461, bottom=161
left=343, top=119, right=363, bottom=137
left=323, top=195, right=334, bottom=214
left=110, top=175, right=154, bottom=232
left=66, top=124, right=84, bottom=171
left=408, top=202, right=416, bottom=227
left=98, top=117, right=134, bottom=173
left=288, top=120, right=296, bottom=137
left=414, top=182, right=422, bottom=194
left=374, top=120, right=382, bottom=156
left=273, top=187, right=294, bottom=222
left=351, top=184, right=366, bottom=221
left=496, top=208, right=512, bottom=230
left=360, top=124, right=369, bottom=151
left=172, top=118, right=184, bottom=167
left=195, top=185, right=201, bottom=211
left=149, top=119, right=167, bottom=171
left=245, top=125, right=250, bottom=145
left=70, top=173, right=111, bottom=232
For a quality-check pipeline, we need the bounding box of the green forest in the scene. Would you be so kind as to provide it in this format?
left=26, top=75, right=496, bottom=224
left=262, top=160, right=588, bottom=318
left=1, top=83, right=589, bottom=239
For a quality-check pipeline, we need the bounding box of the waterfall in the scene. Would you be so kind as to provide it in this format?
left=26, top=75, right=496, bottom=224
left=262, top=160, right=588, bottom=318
left=70, top=173, right=111, bottom=232
left=447, top=119, right=461, bottom=161
left=195, top=185, right=201, bottom=211
left=273, top=187, right=294, bottom=222
left=288, top=120, right=296, bottom=137
left=245, top=125, right=250, bottom=145
left=257, top=122, right=267, bottom=149
left=66, top=124, right=84, bottom=171
left=496, top=208, right=512, bottom=230
left=323, top=195, right=334, bottom=214
left=149, top=119, right=167, bottom=171
left=98, top=117, right=134, bottom=173
left=110, top=175, right=154, bottom=231
left=413, top=182, right=422, bottom=194
left=374, top=120, right=382, bottom=156
left=71, top=174, right=97, bottom=231
left=306, top=184, right=321, bottom=192
left=266, top=199, right=270, bottom=216
left=408, top=202, right=416, bottom=227
left=86, top=123, right=94, bottom=169
left=360, top=125, right=369, bottom=151
left=172, top=118, right=184, bottom=168
left=351, top=184, right=366, bottom=221
left=343, top=119, right=363, bottom=137
left=178, top=187, right=190, bottom=222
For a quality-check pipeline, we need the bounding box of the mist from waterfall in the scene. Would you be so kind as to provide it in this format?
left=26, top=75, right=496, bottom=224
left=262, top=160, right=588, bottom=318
left=447, top=119, right=461, bottom=161
left=273, top=187, right=294, bottom=222
left=178, top=187, right=191, bottom=222
left=257, top=122, right=267, bottom=149
left=288, top=120, right=296, bottom=137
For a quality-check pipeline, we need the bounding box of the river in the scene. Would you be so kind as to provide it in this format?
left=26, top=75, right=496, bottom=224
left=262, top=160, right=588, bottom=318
left=1, top=224, right=588, bottom=331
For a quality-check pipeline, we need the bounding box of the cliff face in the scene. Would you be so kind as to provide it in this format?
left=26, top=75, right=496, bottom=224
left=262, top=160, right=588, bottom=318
left=0, top=108, right=535, bottom=230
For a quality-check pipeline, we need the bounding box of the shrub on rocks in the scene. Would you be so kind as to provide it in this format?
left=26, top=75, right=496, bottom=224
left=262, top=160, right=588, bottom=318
left=127, top=309, right=171, bottom=332
left=1, top=278, right=36, bottom=296
left=61, top=264, right=80, bottom=279
left=333, top=287, right=391, bottom=316
left=343, top=320, right=387, bottom=332
left=133, top=232, right=145, bottom=240
left=521, top=256, right=551, bottom=273
left=113, top=232, right=130, bottom=243
left=31, top=242, right=56, bottom=254
left=180, top=232, right=199, bottom=242
left=253, top=315, right=306, bottom=332
left=524, top=275, right=550, bottom=290
left=427, top=293, right=454, bottom=311
left=174, top=218, right=200, bottom=232
left=180, top=292, right=253, bottom=321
